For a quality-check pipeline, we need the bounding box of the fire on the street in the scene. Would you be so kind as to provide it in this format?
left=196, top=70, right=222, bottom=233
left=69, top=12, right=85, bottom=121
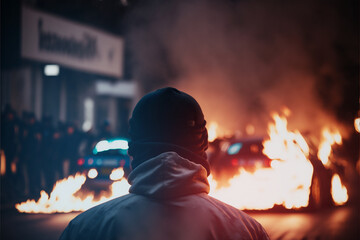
left=208, top=122, right=219, bottom=142
left=331, top=173, right=348, bottom=206
left=15, top=112, right=348, bottom=213
left=15, top=171, right=130, bottom=213
left=354, top=117, right=360, bottom=133
left=208, top=113, right=314, bottom=210
left=207, top=113, right=348, bottom=210
left=318, top=128, right=342, bottom=167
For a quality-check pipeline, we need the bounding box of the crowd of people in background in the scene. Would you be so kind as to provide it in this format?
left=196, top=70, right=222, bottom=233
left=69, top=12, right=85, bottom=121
left=1, top=104, right=114, bottom=203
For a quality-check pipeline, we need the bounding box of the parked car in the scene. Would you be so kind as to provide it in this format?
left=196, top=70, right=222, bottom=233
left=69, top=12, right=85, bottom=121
left=208, top=137, right=272, bottom=179
left=225, top=138, right=270, bottom=168
left=208, top=137, right=345, bottom=210
left=77, top=138, right=131, bottom=188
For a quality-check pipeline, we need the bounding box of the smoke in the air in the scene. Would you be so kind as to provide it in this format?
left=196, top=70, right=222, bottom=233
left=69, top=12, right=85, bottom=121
left=126, top=0, right=356, bottom=138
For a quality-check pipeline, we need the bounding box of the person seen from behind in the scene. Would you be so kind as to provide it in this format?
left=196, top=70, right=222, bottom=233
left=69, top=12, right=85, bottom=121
left=59, top=87, right=270, bottom=240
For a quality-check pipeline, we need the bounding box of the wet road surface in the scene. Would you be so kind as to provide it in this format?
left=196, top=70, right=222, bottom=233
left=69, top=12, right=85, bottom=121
left=1, top=206, right=359, bottom=240
left=252, top=206, right=360, bottom=240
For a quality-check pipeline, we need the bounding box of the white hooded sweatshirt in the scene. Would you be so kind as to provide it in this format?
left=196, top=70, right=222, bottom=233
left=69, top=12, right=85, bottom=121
left=59, top=152, right=270, bottom=240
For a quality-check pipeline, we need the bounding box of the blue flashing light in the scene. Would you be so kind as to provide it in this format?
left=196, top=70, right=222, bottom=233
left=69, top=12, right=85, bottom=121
left=227, top=143, right=243, bottom=155
left=93, top=138, right=129, bottom=154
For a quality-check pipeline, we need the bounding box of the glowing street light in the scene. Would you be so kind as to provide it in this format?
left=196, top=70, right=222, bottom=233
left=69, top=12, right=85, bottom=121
left=44, top=64, right=60, bottom=76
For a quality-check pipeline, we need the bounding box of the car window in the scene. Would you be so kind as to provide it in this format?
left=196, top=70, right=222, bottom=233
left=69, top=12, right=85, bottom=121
left=227, top=143, right=243, bottom=155
left=93, top=139, right=129, bottom=155
left=250, top=144, right=260, bottom=153
left=226, top=141, right=265, bottom=158
left=95, top=149, right=128, bottom=156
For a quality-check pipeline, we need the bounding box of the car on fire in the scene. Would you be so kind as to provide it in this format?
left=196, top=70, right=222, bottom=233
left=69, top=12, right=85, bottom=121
left=208, top=137, right=347, bottom=210
left=77, top=138, right=131, bottom=188
left=208, top=137, right=272, bottom=177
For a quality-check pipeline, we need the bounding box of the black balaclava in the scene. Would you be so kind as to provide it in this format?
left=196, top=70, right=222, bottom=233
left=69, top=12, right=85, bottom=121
left=128, top=87, right=210, bottom=175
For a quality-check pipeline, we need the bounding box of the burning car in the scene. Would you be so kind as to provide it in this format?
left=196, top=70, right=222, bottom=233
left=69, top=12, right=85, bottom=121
left=208, top=137, right=272, bottom=180
left=77, top=138, right=131, bottom=188
left=207, top=114, right=348, bottom=211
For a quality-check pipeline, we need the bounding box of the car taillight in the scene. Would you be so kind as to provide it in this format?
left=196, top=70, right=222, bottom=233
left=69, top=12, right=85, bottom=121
left=264, top=158, right=271, bottom=167
left=120, top=159, right=126, bottom=167
left=77, top=158, right=85, bottom=166
left=231, top=158, right=238, bottom=166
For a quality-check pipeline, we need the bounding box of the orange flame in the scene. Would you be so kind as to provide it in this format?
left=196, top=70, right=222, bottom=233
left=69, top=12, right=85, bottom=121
left=208, top=122, right=218, bottom=142
left=1, top=150, right=5, bottom=176
left=331, top=173, right=348, bottom=205
left=16, top=115, right=347, bottom=213
left=317, top=128, right=342, bottom=167
left=110, top=167, right=125, bottom=181
left=15, top=171, right=130, bottom=213
left=208, top=113, right=314, bottom=210
left=354, top=117, right=360, bottom=133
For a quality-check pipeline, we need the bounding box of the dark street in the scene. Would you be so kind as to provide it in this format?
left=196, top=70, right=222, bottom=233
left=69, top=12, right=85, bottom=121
left=253, top=206, right=360, bottom=240
left=2, top=206, right=359, bottom=240
left=1, top=0, right=359, bottom=239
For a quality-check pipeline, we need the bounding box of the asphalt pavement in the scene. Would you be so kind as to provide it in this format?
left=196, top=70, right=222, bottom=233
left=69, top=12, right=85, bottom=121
left=1, top=205, right=359, bottom=240
left=252, top=206, right=360, bottom=240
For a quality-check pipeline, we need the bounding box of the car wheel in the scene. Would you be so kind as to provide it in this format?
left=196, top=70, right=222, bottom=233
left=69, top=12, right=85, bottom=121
left=309, top=174, right=322, bottom=210
left=309, top=167, right=334, bottom=210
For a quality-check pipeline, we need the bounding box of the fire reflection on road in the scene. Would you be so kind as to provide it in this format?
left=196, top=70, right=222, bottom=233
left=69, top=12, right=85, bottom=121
left=2, top=206, right=359, bottom=240
left=252, top=206, right=360, bottom=240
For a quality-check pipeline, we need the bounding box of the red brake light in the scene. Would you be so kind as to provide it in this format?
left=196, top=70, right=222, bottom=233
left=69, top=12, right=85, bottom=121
left=120, top=159, right=125, bottom=167
left=231, top=158, right=238, bottom=166
left=77, top=158, right=85, bottom=166
left=266, top=158, right=272, bottom=167
left=88, top=158, right=94, bottom=165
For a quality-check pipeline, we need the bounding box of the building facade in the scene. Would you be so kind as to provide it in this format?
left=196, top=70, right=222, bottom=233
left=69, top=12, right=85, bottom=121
left=1, top=3, right=136, bottom=136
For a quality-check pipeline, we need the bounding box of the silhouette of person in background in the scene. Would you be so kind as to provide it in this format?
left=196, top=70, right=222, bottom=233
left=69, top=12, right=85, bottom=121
left=62, top=123, right=82, bottom=177
left=1, top=105, right=19, bottom=178
left=41, top=116, right=55, bottom=192
left=98, top=120, right=113, bottom=140
left=1, top=105, right=20, bottom=201
left=1, top=107, right=109, bottom=200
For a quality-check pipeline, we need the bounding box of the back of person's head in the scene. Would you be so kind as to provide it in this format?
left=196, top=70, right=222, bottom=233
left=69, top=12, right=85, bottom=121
left=128, top=87, right=210, bottom=175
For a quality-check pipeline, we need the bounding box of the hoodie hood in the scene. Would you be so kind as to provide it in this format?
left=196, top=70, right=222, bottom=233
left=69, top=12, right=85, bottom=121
left=128, top=152, right=210, bottom=199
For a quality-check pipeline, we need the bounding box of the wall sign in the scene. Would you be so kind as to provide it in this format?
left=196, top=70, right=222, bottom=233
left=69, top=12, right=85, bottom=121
left=21, top=6, right=124, bottom=78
